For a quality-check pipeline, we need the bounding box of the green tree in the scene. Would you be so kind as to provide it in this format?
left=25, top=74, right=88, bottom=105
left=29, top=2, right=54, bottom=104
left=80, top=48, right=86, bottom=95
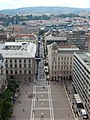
left=0, top=90, right=13, bottom=120
left=0, top=99, right=13, bottom=120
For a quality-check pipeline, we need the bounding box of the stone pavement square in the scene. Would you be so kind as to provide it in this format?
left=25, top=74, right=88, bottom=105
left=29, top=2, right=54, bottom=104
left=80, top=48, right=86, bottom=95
left=36, top=93, right=48, bottom=99
left=34, top=109, right=50, bottom=118
left=53, top=99, right=70, bottom=108
left=36, top=86, right=48, bottom=92
left=35, top=100, right=49, bottom=108
left=53, top=108, right=74, bottom=120
left=52, top=92, right=67, bottom=99
left=12, top=84, right=33, bottom=120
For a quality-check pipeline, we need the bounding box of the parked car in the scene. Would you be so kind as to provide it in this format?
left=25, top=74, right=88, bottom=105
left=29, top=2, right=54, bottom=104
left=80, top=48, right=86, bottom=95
left=80, top=109, right=88, bottom=119
left=44, top=66, right=49, bottom=73
left=46, top=75, right=50, bottom=81
left=44, top=60, right=48, bottom=66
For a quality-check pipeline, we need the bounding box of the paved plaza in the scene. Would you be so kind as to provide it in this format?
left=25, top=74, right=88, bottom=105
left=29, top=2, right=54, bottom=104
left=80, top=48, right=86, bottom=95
left=11, top=79, right=76, bottom=120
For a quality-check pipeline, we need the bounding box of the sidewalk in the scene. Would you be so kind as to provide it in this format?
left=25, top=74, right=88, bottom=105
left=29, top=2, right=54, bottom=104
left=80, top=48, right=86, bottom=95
left=64, top=81, right=82, bottom=120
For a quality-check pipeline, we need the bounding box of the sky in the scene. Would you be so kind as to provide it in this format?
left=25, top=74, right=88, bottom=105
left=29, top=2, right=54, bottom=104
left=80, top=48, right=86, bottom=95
left=0, top=0, right=90, bottom=10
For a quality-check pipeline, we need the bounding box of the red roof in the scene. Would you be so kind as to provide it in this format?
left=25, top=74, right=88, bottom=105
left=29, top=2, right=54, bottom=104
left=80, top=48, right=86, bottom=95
left=15, top=34, right=36, bottom=39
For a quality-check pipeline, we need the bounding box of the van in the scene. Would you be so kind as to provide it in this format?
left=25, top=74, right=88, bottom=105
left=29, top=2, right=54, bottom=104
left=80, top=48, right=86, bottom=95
left=80, top=109, right=88, bottom=119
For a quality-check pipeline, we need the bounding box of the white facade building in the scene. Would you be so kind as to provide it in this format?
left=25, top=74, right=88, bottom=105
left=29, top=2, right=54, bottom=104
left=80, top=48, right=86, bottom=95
left=47, top=42, right=79, bottom=81
left=73, top=52, right=90, bottom=117
left=15, top=34, right=37, bottom=44
left=0, top=42, right=36, bottom=83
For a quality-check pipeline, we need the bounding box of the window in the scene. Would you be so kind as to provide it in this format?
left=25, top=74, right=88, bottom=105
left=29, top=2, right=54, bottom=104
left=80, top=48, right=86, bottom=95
left=15, top=70, right=17, bottom=74
left=29, top=59, right=31, bottom=63
left=19, top=59, right=21, bottom=63
left=19, top=70, right=22, bottom=74
left=24, top=59, right=26, bottom=63
left=24, top=64, right=26, bottom=68
left=24, top=70, right=26, bottom=74
left=67, top=57, right=69, bottom=60
left=29, top=70, right=31, bottom=74
left=55, top=66, right=57, bottom=69
left=70, top=58, right=72, bottom=60
left=15, top=64, right=17, bottom=68
left=10, top=64, right=12, bottom=68
left=10, top=70, right=13, bottom=74
left=19, top=64, right=22, bottom=68
left=6, top=70, right=8, bottom=74
left=15, top=59, right=17, bottom=63
left=28, top=64, right=31, bottom=67
left=58, top=57, right=60, bottom=60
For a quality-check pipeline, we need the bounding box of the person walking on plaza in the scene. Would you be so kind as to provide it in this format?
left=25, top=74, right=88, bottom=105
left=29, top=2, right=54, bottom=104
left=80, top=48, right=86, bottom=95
left=41, top=113, right=44, bottom=118
left=23, top=108, right=25, bottom=112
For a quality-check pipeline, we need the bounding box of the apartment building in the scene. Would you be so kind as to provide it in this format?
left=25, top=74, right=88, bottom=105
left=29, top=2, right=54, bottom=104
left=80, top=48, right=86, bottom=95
left=47, top=42, right=79, bottom=81
left=0, top=53, right=6, bottom=92
left=67, top=30, right=86, bottom=50
left=73, top=52, right=90, bottom=117
left=15, top=34, right=37, bottom=44
left=0, top=42, right=36, bottom=83
left=45, top=30, right=67, bottom=45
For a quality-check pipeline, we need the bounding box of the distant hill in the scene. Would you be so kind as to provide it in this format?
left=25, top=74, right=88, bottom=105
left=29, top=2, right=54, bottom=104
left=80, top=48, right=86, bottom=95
left=0, top=6, right=90, bottom=15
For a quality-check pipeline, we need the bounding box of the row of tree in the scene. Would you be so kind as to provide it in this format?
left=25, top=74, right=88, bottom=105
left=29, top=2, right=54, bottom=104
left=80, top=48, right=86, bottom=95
left=0, top=14, right=51, bottom=26
left=0, top=79, right=20, bottom=120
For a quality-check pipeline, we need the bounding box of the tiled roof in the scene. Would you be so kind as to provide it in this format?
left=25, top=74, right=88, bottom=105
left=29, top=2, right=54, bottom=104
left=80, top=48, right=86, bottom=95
left=15, top=34, right=36, bottom=40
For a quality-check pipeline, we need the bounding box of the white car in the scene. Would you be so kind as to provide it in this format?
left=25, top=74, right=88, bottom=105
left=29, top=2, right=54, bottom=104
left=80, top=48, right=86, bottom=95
left=44, top=66, right=49, bottom=73
left=80, top=109, right=88, bottom=119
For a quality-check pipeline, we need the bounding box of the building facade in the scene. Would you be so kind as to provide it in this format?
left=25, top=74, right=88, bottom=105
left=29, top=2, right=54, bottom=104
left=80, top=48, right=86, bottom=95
left=0, top=53, right=6, bottom=92
left=73, top=52, right=90, bottom=117
left=15, top=34, right=37, bottom=44
left=67, top=30, right=86, bottom=50
left=0, top=42, right=36, bottom=83
left=47, top=42, right=79, bottom=81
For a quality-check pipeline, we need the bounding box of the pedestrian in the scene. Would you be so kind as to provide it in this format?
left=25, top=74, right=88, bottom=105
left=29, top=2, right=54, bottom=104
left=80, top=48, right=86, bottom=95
left=33, top=109, right=35, bottom=113
left=18, top=100, right=21, bottom=103
left=37, top=98, right=38, bottom=101
left=53, top=83, right=55, bottom=85
left=43, top=86, right=45, bottom=89
left=23, top=108, right=25, bottom=112
left=41, top=113, right=44, bottom=118
left=48, top=82, right=49, bottom=85
left=68, top=113, right=70, bottom=117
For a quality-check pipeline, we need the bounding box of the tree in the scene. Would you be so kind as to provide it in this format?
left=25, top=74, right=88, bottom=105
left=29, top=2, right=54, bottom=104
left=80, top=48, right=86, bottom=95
left=7, top=79, right=19, bottom=93
left=0, top=99, right=13, bottom=120
left=0, top=90, right=13, bottom=120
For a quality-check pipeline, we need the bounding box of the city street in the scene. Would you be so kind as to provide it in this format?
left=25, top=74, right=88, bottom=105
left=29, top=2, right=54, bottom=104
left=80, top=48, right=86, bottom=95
left=11, top=35, right=76, bottom=120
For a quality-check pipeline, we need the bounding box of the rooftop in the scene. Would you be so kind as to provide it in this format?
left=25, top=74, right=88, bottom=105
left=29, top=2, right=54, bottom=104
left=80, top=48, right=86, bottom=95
left=0, top=42, right=36, bottom=58
left=48, top=42, right=79, bottom=51
left=76, top=52, right=90, bottom=69
left=15, top=34, right=37, bottom=40
left=45, top=34, right=67, bottom=41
